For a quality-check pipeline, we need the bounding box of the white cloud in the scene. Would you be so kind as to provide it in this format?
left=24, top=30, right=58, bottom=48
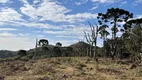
left=20, top=0, right=71, bottom=21
left=91, top=0, right=113, bottom=3
left=90, top=6, right=98, bottom=10
left=0, top=0, right=9, bottom=3
left=56, top=35, right=77, bottom=39
left=0, top=8, right=23, bottom=22
left=121, top=1, right=127, bottom=4
left=0, top=32, right=30, bottom=37
left=43, top=25, right=90, bottom=36
left=119, top=1, right=127, bottom=6
left=75, top=0, right=88, bottom=5
left=0, top=37, right=35, bottom=51
left=132, top=0, right=142, bottom=6
left=6, top=21, right=62, bottom=29
left=18, top=33, right=29, bottom=37
left=0, top=0, right=98, bottom=29
left=65, top=13, right=98, bottom=23
left=0, top=28, right=17, bottom=31
left=37, top=34, right=45, bottom=38
left=20, top=0, right=97, bottom=23
left=33, top=0, right=41, bottom=4
left=0, top=32, right=17, bottom=37
left=91, top=0, right=121, bottom=4
left=135, top=0, right=142, bottom=3
left=20, top=5, right=38, bottom=20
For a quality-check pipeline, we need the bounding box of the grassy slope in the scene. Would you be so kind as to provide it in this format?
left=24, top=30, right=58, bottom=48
left=0, top=57, right=142, bottom=80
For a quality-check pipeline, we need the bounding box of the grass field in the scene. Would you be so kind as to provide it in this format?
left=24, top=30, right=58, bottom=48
left=0, top=57, right=142, bottom=80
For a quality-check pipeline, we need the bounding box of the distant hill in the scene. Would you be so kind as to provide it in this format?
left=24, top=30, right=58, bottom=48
left=0, top=50, right=16, bottom=58
left=69, top=41, right=91, bottom=56
left=69, top=41, right=91, bottom=49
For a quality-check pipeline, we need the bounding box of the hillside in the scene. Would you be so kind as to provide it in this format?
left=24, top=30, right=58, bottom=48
left=69, top=41, right=91, bottom=49
left=0, top=43, right=141, bottom=80
left=0, top=57, right=142, bottom=80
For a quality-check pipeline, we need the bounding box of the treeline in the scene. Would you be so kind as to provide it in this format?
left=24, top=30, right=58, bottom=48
left=0, top=40, right=94, bottom=60
left=16, top=41, right=98, bottom=59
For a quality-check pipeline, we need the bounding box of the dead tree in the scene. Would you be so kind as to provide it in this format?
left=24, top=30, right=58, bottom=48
left=34, top=38, right=38, bottom=57
left=84, top=22, right=99, bottom=61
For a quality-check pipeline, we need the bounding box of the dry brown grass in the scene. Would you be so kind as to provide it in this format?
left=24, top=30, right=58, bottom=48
left=0, top=57, right=142, bottom=80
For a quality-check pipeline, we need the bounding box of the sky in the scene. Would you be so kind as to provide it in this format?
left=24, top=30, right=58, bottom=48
left=0, top=0, right=142, bottom=51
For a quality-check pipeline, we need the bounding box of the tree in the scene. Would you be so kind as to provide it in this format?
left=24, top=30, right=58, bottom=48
left=99, top=25, right=110, bottom=57
left=124, top=18, right=142, bottom=31
left=18, top=50, right=27, bottom=57
left=53, top=42, right=62, bottom=57
left=34, top=38, right=38, bottom=57
left=99, top=25, right=110, bottom=41
left=56, top=42, right=62, bottom=47
left=105, top=38, right=117, bottom=58
left=84, top=22, right=100, bottom=61
left=97, top=8, right=133, bottom=59
left=38, top=39, right=49, bottom=47
left=124, top=19, right=142, bottom=62
left=38, top=39, right=49, bottom=55
left=53, top=46, right=62, bottom=57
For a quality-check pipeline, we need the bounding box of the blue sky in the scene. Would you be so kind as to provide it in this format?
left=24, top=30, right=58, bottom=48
left=0, top=0, right=142, bottom=51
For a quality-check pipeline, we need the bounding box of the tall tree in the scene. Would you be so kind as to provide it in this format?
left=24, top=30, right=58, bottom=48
left=98, top=8, right=133, bottom=39
left=97, top=8, right=133, bottom=59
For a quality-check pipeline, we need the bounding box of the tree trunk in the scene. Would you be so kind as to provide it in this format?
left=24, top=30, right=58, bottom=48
left=90, top=46, right=92, bottom=57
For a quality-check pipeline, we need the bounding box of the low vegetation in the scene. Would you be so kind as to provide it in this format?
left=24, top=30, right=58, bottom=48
left=0, top=57, right=141, bottom=80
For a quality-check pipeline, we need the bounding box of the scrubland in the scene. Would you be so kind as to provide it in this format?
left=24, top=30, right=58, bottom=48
left=0, top=57, right=142, bottom=80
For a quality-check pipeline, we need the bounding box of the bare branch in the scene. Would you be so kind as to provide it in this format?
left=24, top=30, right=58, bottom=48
left=84, top=31, right=91, bottom=44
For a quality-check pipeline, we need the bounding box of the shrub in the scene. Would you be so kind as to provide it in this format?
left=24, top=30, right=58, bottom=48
left=18, top=50, right=27, bottom=57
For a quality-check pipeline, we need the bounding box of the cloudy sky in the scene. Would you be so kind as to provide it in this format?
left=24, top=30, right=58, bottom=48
left=0, top=0, right=142, bottom=51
